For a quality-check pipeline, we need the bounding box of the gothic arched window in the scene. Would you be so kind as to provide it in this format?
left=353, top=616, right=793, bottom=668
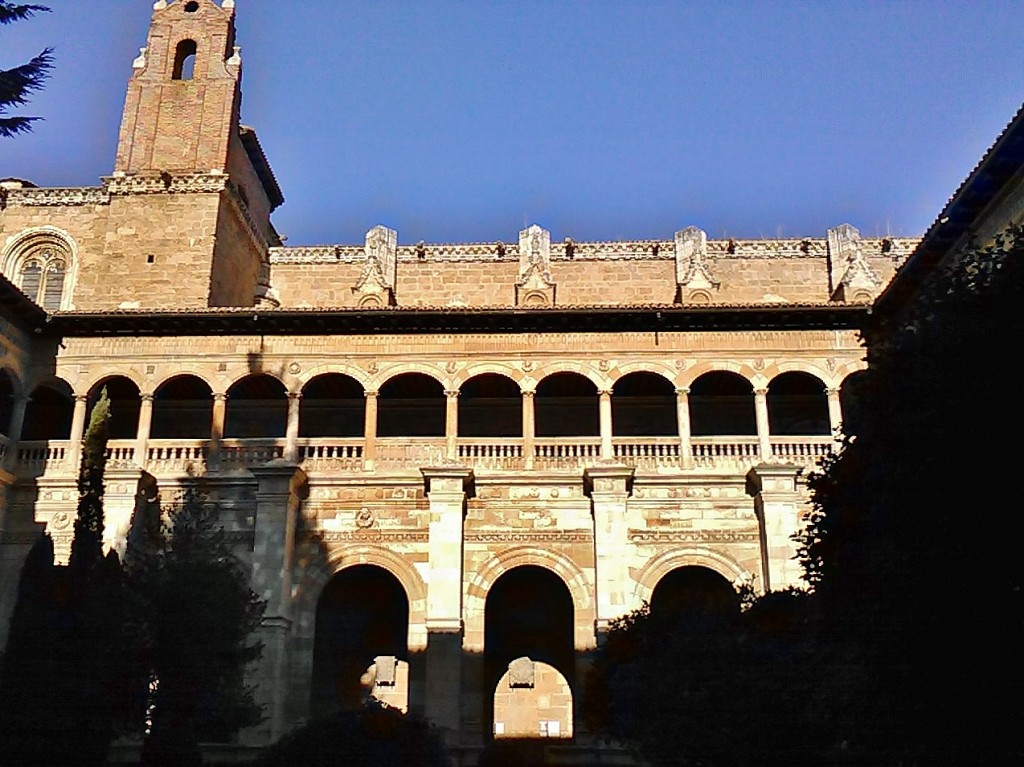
left=17, top=248, right=66, bottom=310
left=3, top=229, right=76, bottom=311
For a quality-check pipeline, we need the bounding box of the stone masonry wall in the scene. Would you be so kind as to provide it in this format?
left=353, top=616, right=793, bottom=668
left=268, top=237, right=916, bottom=309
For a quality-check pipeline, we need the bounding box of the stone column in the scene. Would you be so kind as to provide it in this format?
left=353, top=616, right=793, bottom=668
left=675, top=387, right=692, bottom=469
left=134, top=394, right=154, bottom=470
left=826, top=387, right=843, bottom=438
left=246, top=461, right=307, bottom=745
left=746, top=464, right=805, bottom=592
left=598, top=389, right=614, bottom=460
left=420, top=466, right=473, bottom=736
left=445, top=390, right=459, bottom=462
left=67, top=394, right=89, bottom=471
left=585, top=465, right=635, bottom=634
left=363, top=390, right=378, bottom=470
left=754, top=388, right=772, bottom=461
left=284, top=392, right=302, bottom=463
left=208, top=393, right=228, bottom=472
left=522, top=389, right=535, bottom=470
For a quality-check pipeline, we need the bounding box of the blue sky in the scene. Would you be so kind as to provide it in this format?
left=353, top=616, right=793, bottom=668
left=1, top=0, right=1021, bottom=246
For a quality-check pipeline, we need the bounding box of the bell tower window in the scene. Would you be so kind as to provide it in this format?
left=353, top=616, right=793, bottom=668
left=172, top=39, right=197, bottom=81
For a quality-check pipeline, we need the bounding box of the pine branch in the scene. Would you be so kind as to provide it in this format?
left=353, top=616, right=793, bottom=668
left=0, top=48, right=54, bottom=108
left=0, top=114, right=37, bottom=137
left=0, top=3, right=49, bottom=24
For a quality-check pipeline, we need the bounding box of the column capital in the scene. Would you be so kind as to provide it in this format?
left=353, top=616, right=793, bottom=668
left=444, top=389, right=460, bottom=399
left=250, top=460, right=307, bottom=495
left=73, top=394, right=89, bottom=403
left=140, top=393, right=155, bottom=403
left=745, top=464, right=803, bottom=497
left=213, top=392, right=229, bottom=402
left=421, top=466, right=475, bottom=497
left=584, top=464, right=635, bottom=498
left=675, top=386, right=690, bottom=396
left=521, top=388, right=536, bottom=399
left=598, top=388, right=613, bottom=397
left=825, top=387, right=840, bottom=396
left=753, top=387, right=769, bottom=397
left=287, top=391, right=302, bottom=401
left=364, top=389, right=379, bottom=398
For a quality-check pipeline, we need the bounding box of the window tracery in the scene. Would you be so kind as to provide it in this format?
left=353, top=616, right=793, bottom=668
left=3, top=228, right=76, bottom=311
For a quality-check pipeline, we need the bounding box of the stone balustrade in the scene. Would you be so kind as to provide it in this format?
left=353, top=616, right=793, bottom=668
left=11, top=434, right=833, bottom=479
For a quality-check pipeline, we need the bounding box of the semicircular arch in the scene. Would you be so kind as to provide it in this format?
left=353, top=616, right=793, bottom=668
left=466, top=546, right=595, bottom=652
left=762, top=362, right=830, bottom=389
left=368, top=365, right=448, bottom=393
left=455, top=364, right=525, bottom=389
left=608, top=362, right=678, bottom=389
left=82, top=370, right=146, bottom=398
left=682, top=362, right=758, bottom=390
left=296, top=365, right=370, bottom=392
left=324, top=545, right=428, bottom=651
left=532, top=364, right=606, bottom=391
left=152, top=370, right=217, bottom=396
left=633, top=547, right=751, bottom=605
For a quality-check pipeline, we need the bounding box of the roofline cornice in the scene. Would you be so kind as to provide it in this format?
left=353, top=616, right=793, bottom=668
left=44, top=304, right=868, bottom=338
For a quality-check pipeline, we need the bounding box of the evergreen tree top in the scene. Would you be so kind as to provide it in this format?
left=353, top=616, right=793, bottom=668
left=0, top=2, right=53, bottom=138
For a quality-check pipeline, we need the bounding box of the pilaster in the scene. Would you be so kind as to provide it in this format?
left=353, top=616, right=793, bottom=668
left=420, top=466, right=473, bottom=735
left=585, top=465, right=635, bottom=634
left=246, top=461, right=307, bottom=745
left=746, top=464, right=805, bottom=592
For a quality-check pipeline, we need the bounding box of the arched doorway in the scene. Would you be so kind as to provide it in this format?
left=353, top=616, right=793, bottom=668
left=485, top=566, right=575, bottom=739
left=310, top=566, right=410, bottom=718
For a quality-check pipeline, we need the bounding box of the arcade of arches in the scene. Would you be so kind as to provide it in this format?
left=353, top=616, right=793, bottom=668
left=1, top=351, right=852, bottom=748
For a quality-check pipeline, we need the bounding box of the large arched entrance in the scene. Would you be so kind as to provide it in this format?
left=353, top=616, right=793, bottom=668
left=485, top=566, right=575, bottom=739
left=310, top=566, right=410, bottom=718
left=650, top=566, right=740, bottom=623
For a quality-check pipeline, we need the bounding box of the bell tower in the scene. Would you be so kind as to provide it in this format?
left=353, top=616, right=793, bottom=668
left=115, top=0, right=241, bottom=174
left=87, top=0, right=283, bottom=310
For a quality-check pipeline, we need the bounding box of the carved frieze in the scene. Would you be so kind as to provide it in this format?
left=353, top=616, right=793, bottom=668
left=464, top=531, right=593, bottom=543
left=628, top=529, right=759, bottom=543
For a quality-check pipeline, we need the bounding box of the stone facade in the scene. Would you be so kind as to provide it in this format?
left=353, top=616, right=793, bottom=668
left=9, top=2, right=1017, bottom=764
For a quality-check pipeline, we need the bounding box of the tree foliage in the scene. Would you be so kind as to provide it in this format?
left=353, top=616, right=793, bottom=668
left=0, top=389, right=134, bottom=767
left=126, top=485, right=266, bottom=767
left=588, top=226, right=1024, bottom=765
left=0, top=2, right=53, bottom=137
left=586, top=590, right=829, bottom=767
left=800, top=223, right=1024, bottom=764
left=252, top=701, right=448, bottom=767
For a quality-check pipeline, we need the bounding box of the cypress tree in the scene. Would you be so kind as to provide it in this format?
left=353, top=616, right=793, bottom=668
left=0, top=2, right=53, bottom=137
